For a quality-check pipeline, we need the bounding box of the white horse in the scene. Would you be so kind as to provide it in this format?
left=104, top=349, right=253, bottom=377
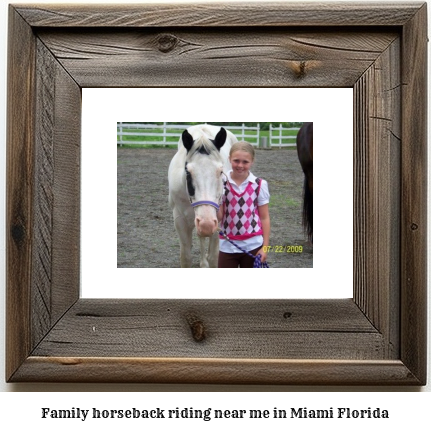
left=168, top=124, right=237, bottom=267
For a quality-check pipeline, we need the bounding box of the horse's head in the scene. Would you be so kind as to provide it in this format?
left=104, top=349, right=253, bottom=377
left=182, top=127, right=227, bottom=237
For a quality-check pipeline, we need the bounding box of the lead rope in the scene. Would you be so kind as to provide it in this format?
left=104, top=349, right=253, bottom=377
left=218, top=228, right=269, bottom=268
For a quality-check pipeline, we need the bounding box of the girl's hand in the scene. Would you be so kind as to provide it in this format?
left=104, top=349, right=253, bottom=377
left=257, top=247, right=268, bottom=263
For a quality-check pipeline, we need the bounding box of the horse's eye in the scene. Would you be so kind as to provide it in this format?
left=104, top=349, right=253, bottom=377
left=185, top=169, right=195, bottom=197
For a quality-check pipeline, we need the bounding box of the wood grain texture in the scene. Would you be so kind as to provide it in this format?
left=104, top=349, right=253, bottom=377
left=353, top=38, right=401, bottom=358
left=50, top=51, right=81, bottom=325
left=32, top=39, right=81, bottom=348
left=32, top=40, right=56, bottom=347
left=32, top=299, right=382, bottom=359
left=6, top=7, right=36, bottom=381
left=12, top=357, right=419, bottom=385
left=15, top=2, right=424, bottom=27
left=400, top=3, right=428, bottom=385
left=6, top=2, right=427, bottom=385
left=37, top=29, right=398, bottom=88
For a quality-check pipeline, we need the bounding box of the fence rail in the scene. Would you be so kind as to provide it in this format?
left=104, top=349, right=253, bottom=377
left=269, top=124, right=300, bottom=148
left=117, top=122, right=301, bottom=148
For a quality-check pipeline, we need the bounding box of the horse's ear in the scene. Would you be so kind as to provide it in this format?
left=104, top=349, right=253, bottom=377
left=182, top=130, right=194, bottom=152
left=213, top=127, right=227, bottom=150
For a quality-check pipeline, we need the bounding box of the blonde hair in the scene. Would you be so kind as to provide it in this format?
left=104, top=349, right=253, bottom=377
left=229, top=141, right=255, bottom=160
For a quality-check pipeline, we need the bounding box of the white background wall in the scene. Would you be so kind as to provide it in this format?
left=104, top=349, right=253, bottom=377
left=0, top=0, right=430, bottom=428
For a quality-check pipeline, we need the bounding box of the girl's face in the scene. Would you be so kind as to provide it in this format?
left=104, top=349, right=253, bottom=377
left=229, top=150, right=254, bottom=177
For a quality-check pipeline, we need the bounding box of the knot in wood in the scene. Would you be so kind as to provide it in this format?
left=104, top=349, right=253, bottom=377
left=411, top=223, right=419, bottom=231
left=294, top=61, right=307, bottom=78
left=186, top=314, right=206, bottom=342
left=11, top=222, right=25, bottom=245
left=157, top=34, right=178, bottom=53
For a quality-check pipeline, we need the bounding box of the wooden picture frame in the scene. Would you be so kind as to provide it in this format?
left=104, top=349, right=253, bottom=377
left=6, top=2, right=427, bottom=385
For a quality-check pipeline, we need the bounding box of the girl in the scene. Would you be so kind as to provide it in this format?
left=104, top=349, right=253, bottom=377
left=218, top=141, right=270, bottom=268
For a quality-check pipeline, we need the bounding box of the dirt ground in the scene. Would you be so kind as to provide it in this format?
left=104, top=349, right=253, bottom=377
left=117, top=147, right=312, bottom=268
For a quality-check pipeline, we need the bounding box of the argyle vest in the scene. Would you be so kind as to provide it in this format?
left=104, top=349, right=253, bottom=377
left=220, top=178, right=263, bottom=240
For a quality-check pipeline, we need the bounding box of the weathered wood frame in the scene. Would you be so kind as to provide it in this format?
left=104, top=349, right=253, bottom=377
left=6, top=2, right=427, bottom=385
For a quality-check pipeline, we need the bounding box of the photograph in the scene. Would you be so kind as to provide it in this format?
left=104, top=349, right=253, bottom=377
left=117, top=122, right=313, bottom=269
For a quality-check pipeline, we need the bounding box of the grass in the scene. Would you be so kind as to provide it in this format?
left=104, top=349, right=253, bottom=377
left=269, top=193, right=300, bottom=210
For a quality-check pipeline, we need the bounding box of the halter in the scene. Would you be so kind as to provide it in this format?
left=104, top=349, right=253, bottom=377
left=185, top=162, right=227, bottom=212
left=191, top=200, right=220, bottom=210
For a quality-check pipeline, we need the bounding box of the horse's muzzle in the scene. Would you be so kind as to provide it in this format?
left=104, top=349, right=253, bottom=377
left=195, top=216, right=218, bottom=237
